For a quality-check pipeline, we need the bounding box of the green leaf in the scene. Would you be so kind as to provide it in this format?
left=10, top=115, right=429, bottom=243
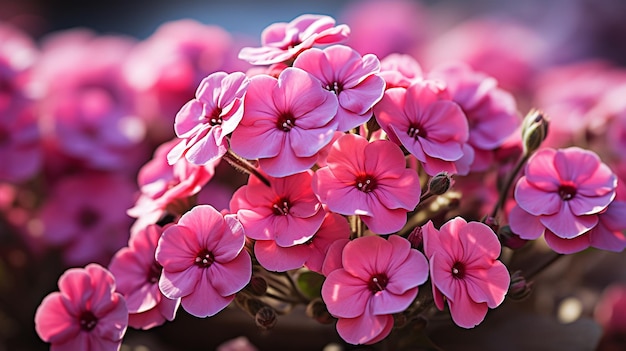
left=297, top=271, right=325, bottom=300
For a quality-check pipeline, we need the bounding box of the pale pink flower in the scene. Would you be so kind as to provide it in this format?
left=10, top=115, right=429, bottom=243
left=39, top=172, right=135, bottom=266
left=167, top=71, right=249, bottom=166
left=428, top=62, right=520, bottom=172
left=35, top=264, right=128, bottom=351
left=422, top=217, right=510, bottom=328
left=238, top=14, right=350, bottom=65
left=229, top=67, right=338, bottom=177
left=253, top=212, right=351, bottom=273
left=293, top=45, right=385, bottom=131
left=230, top=170, right=325, bottom=249
left=321, top=235, right=429, bottom=345
left=373, top=80, right=471, bottom=175
left=155, top=205, right=251, bottom=317
left=313, top=133, right=420, bottom=234
left=379, top=53, right=423, bottom=89
left=511, top=147, right=617, bottom=241
left=109, top=224, right=180, bottom=330
left=127, top=138, right=219, bottom=225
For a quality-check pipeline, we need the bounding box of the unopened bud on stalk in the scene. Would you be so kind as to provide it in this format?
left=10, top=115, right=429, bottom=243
left=428, top=172, right=452, bottom=195
left=521, top=109, right=549, bottom=156
left=407, top=226, right=423, bottom=250
left=499, top=225, right=528, bottom=249
left=306, top=298, right=334, bottom=324
left=255, top=306, right=277, bottom=330
left=508, top=270, right=533, bottom=301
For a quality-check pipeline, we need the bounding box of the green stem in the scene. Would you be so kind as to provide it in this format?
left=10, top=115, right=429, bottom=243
left=489, top=153, right=530, bottom=221
left=223, top=149, right=270, bottom=186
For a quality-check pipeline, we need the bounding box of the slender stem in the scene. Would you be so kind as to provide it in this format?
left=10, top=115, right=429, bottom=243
left=526, top=252, right=564, bottom=280
left=489, top=153, right=530, bottom=220
left=223, top=149, right=270, bottom=187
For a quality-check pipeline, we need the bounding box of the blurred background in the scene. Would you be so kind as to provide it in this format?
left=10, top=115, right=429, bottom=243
left=2, top=0, right=626, bottom=350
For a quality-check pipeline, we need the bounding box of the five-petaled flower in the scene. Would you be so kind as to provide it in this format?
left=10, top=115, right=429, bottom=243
left=422, top=217, right=510, bottom=328
left=155, top=205, right=252, bottom=317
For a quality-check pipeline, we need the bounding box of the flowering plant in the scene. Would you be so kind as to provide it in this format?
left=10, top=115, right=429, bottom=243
left=2, top=5, right=626, bottom=350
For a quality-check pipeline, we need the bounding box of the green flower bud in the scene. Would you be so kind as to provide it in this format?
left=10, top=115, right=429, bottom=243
left=521, top=109, right=549, bottom=156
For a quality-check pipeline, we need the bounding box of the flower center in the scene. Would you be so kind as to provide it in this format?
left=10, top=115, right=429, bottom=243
left=272, top=197, right=290, bottom=216
left=451, top=261, right=465, bottom=279
left=148, top=261, right=163, bottom=284
left=206, top=108, right=223, bottom=126
left=407, top=124, right=427, bottom=139
left=77, top=207, right=100, bottom=229
left=78, top=310, right=98, bottom=331
left=367, top=273, right=389, bottom=293
left=195, top=249, right=215, bottom=268
left=325, top=81, right=343, bottom=95
left=355, top=174, right=377, bottom=192
left=276, top=112, right=296, bottom=132
left=558, top=183, right=577, bottom=201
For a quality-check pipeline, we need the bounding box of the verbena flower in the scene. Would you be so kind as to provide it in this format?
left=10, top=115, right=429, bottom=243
left=312, top=133, right=421, bottom=234
left=155, top=205, right=251, bottom=317
left=422, top=217, right=510, bottom=328
left=321, top=234, right=429, bottom=345
left=35, top=264, right=128, bottom=351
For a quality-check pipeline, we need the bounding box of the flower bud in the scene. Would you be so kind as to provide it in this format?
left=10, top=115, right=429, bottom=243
left=428, top=172, right=452, bottom=195
left=499, top=225, right=528, bottom=250
left=306, top=298, right=334, bottom=324
left=255, top=306, right=277, bottom=330
left=508, top=270, right=533, bottom=301
left=521, top=109, right=549, bottom=156
left=407, top=226, right=423, bottom=250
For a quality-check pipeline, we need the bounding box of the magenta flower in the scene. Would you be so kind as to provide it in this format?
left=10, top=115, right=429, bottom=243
left=155, top=205, right=251, bottom=317
left=312, top=133, right=421, bottom=234
left=230, top=170, right=325, bottom=249
left=428, top=62, right=520, bottom=172
left=229, top=67, right=338, bottom=177
left=293, top=45, right=385, bottom=131
left=238, top=14, right=350, bottom=65
left=379, top=53, right=423, bottom=89
left=321, top=235, right=429, bottom=345
left=35, top=264, right=128, bottom=351
left=511, top=147, right=617, bottom=240
left=109, top=224, right=180, bottom=330
left=422, top=217, right=510, bottom=328
left=167, top=71, right=249, bottom=166
left=253, top=212, right=351, bottom=272
left=373, top=80, right=471, bottom=175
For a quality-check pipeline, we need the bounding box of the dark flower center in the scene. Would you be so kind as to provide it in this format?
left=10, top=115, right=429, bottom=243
left=558, top=183, right=577, bottom=201
left=195, top=249, right=215, bottom=268
left=276, top=112, right=296, bottom=132
left=355, top=174, right=377, bottom=192
left=148, top=261, right=163, bottom=284
left=77, top=207, right=100, bottom=229
left=78, top=310, right=98, bottom=331
left=325, top=81, right=343, bottom=95
left=272, top=197, right=290, bottom=216
left=367, top=273, right=389, bottom=293
left=451, top=261, right=465, bottom=279
left=407, top=124, right=427, bottom=139
left=207, top=108, right=223, bottom=126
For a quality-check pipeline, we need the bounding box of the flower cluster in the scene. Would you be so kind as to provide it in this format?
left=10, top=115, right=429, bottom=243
left=3, top=7, right=621, bottom=351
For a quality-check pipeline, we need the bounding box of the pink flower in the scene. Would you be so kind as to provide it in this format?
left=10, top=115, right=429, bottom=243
left=379, top=53, right=423, bottom=89
left=312, top=133, right=421, bottom=234
left=39, top=172, right=135, bottom=266
left=109, top=224, right=180, bottom=330
left=293, top=45, right=385, bottom=131
left=230, top=170, right=326, bottom=259
left=373, top=80, right=471, bottom=175
left=428, top=62, right=520, bottom=172
left=229, top=67, right=338, bottom=177
left=167, top=71, right=249, bottom=166
left=595, top=284, right=626, bottom=335
left=127, top=138, right=219, bottom=226
left=155, top=205, right=251, bottom=317
left=253, top=212, right=351, bottom=273
left=321, top=234, right=429, bottom=345
left=35, top=264, right=128, bottom=351
left=422, top=217, right=510, bottom=328
left=510, top=147, right=617, bottom=241
left=238, top=14, right=350, bottom=65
